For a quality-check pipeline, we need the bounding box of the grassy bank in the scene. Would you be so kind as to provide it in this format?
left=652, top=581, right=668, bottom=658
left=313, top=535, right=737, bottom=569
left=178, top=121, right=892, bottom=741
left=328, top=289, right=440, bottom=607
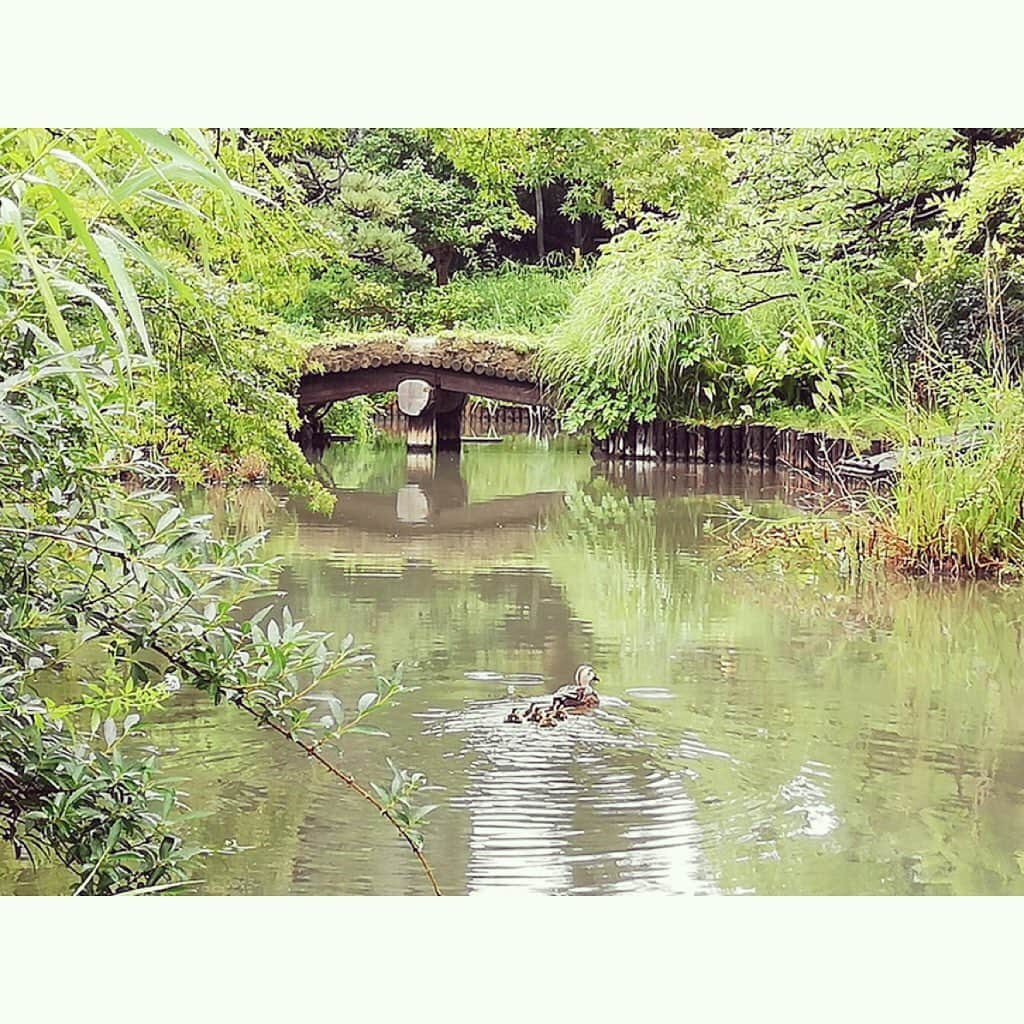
left=720, top=382, right=1024, bottom=579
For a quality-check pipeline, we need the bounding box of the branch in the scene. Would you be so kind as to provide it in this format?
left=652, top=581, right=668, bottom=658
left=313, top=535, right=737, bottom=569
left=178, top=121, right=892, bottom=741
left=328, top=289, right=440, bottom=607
left=235, top=700, right=443, bottom=895
left=87, top=611, right=444, bottom=895
left=953, top=128, right=1024, bottom=149
left=692, top=292, right=797, bottom=317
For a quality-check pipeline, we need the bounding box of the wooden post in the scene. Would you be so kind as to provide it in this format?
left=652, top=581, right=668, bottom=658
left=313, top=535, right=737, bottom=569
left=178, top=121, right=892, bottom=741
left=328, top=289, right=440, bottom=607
left=721, top=426, right=734, bottom=464
left=406, top=412, right=435, bottom=453
left=799, top=432, right=816, bottom=472
left=789, top=429, right=800, bottom=467
left=625, top=422, right=637, bottom=459
left=435, top=392, right=466, bottom=452
left=652, top=420, right=666, bottom=460
left=705, top=426, right=720, bottom=464
left=732, top=425, right=746, bottom=465
left=694, top=426, right=707, bottom=463
left=745, top=425, right=762, bottom=466
left=776, top=428, right=790, bottom=467
left=675, top=424, right=690, bottom=463
left=636, top=422, right=654, bottom=460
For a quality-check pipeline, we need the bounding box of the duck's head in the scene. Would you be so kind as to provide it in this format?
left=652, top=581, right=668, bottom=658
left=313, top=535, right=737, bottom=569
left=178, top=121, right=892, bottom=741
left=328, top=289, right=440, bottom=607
left=575, top=664, right=599, bottom=689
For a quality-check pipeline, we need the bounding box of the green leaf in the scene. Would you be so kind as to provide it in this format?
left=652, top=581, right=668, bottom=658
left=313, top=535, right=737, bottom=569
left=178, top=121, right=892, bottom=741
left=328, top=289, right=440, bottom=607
left=348, top=725, right=389, bottom=737
left=94, top=233, right=152, bottom=358
left=0, top=402, right=30, bottom=439
left=155, top=507, right=182, bottom=536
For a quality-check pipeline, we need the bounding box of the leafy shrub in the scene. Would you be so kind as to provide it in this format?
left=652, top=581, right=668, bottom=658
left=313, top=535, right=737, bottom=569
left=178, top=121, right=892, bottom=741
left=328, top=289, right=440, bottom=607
left=539, top=227, right=858, bottom=434
left=1, top=129, right=439, bottom=895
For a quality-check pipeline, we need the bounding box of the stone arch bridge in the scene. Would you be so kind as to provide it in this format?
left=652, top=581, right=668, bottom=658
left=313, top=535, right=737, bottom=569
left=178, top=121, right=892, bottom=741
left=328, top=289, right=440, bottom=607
left=298, top=335, right=549, bottom=451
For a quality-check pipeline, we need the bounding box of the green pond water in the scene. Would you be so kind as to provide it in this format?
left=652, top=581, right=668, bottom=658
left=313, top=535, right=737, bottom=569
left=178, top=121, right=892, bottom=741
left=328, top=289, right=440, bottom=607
left=6, top=436, right=1024, bottom=895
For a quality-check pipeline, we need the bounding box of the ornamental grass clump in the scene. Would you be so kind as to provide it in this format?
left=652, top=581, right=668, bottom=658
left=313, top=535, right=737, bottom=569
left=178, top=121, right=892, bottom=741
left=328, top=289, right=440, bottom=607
left=879, top=388, right=1024, bottom=575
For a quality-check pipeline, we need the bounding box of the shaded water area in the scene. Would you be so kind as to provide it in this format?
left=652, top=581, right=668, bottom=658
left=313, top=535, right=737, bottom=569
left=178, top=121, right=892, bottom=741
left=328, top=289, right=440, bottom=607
left=7, top=436, right=1024, bottom=895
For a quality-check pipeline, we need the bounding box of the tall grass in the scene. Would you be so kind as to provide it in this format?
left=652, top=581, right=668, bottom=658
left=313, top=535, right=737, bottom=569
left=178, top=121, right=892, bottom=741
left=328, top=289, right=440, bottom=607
left=878, top=386, right=1024, bottom=574
left=732, top=380, right=1024, bottom=578
left=539, top=232, right=708, bottom=402
left=416, top=259, right=586, bottom=334
left=537, top=231, right=907, bottom=433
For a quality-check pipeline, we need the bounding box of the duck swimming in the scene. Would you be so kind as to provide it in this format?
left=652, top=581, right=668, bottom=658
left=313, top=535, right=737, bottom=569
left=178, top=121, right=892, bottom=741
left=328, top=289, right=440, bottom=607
left=506, top=664, right=600, bottom=725
left=551, top=664, right=600, bottom=711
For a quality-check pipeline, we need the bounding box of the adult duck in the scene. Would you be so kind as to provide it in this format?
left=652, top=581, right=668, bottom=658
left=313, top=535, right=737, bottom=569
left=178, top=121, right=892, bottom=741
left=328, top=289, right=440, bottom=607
left=505, top=664, right=600, bottom=724
left=551, top=664, right=600, bottom=711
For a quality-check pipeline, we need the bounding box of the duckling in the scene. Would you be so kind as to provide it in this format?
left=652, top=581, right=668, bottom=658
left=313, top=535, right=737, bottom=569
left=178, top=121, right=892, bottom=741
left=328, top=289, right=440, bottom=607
left=520, top=700, right=562, bottom=727
left=551, top=664, right=601, bottom=711
left=504, top=708, right=523, bottom=724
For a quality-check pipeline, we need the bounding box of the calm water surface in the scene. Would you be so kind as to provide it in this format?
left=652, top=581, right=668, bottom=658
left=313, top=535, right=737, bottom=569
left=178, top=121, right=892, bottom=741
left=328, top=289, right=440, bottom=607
left=7, top=437, right=1024, bottom=894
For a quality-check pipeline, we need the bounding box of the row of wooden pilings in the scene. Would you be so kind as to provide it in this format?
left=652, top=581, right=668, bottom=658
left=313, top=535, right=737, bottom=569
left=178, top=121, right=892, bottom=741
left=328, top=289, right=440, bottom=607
left=592, top=421, right=890, bottom=476
left=373, top=402, right=555, bottom=435
left=369, top=401, right=892, bottom=477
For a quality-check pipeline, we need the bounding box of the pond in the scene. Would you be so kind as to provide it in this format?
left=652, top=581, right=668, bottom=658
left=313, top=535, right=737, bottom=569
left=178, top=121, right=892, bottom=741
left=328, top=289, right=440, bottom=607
left=6, top=436, right=1024, bottom=894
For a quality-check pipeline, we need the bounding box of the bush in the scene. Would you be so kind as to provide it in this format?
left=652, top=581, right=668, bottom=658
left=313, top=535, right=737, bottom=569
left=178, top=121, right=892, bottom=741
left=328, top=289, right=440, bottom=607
left=539, top=229, right=864, bottom=435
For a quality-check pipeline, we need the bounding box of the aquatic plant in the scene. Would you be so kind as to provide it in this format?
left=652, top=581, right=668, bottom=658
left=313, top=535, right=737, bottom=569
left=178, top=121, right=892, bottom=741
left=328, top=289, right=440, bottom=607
left=879, top=387, right=1024, bottom=575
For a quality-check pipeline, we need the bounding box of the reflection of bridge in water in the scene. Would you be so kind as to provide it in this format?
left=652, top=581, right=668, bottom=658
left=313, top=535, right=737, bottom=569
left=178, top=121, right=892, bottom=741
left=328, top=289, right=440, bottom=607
left=294, top=448, right=725, bottom=893
left=333, top=453, right=564, bottom=534
left=273, top=444, right=815, bottom=893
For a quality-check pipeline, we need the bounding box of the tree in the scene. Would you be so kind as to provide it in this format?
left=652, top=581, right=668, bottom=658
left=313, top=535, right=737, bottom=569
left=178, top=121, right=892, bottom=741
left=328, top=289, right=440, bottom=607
left=245, top=128, right=521, bottom=286
left=537, top=128, right=1023, bottom=432
left=427, top=128, right=729, bottom=254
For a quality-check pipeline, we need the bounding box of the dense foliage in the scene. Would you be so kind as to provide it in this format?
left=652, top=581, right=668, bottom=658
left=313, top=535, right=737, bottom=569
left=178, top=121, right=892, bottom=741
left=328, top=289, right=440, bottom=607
left=0, top=129, right=438, bottom=893
left=537, top=129, right=1024, bottom=435
left=417, top=127, right=1024, bottom=573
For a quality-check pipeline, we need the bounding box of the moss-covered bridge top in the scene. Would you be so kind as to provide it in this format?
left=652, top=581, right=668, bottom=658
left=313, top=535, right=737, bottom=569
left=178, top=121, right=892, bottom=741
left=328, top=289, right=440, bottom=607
left=300, top=333, right=546, bottom=408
